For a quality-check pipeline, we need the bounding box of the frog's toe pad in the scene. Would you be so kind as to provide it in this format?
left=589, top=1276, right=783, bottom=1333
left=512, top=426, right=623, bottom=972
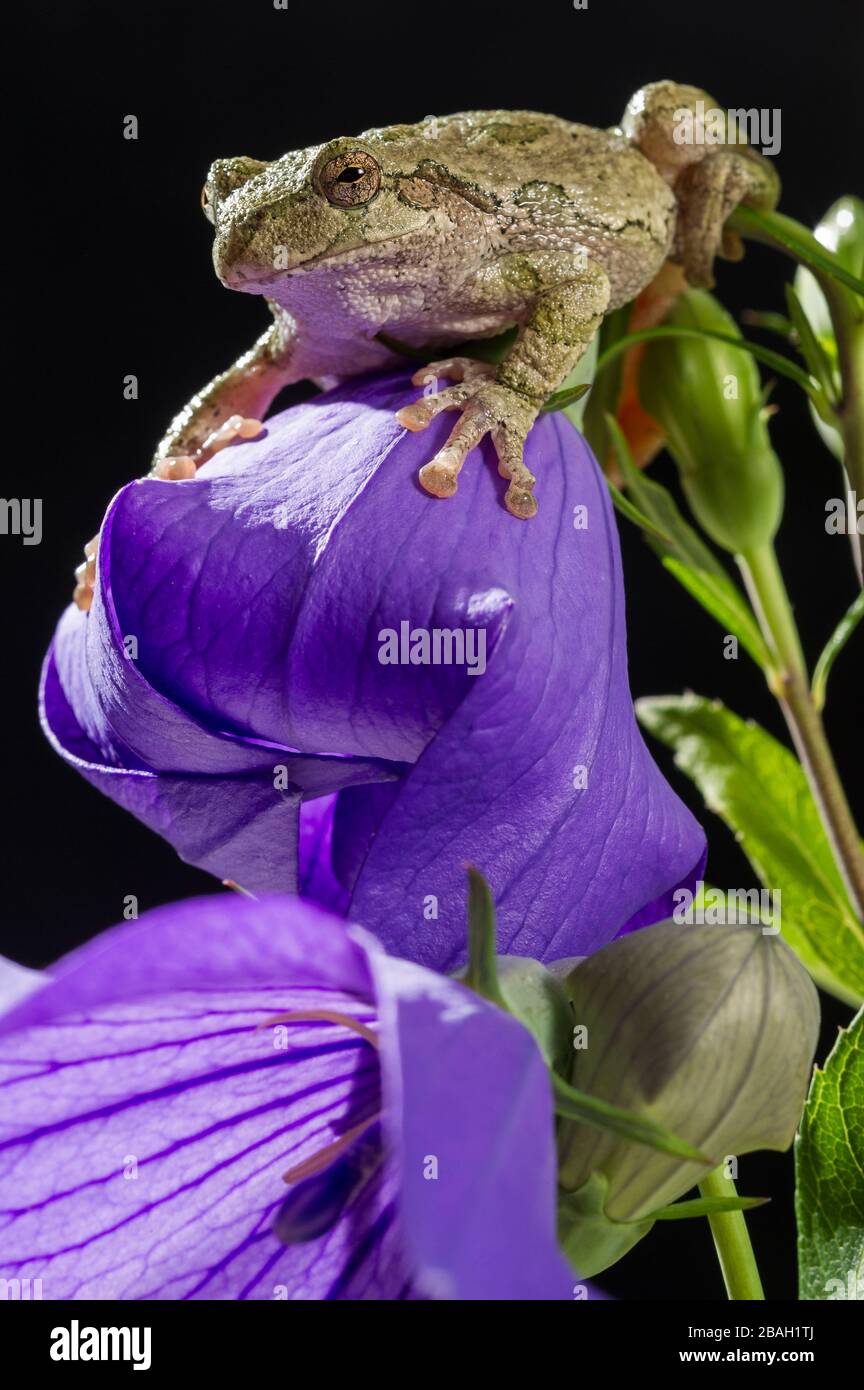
left=73, top=535, right=99, bottom=612
left=504, top=484, right=538, bottom=520
left=153, top=456, right=198, bottom=481
left=410, top=357, right=497, bottom=389
left=396, top=383, right=473, bottom=432
left=419, top=458, right=460, bottom=498
left=203, top=415, right=265, bottom=456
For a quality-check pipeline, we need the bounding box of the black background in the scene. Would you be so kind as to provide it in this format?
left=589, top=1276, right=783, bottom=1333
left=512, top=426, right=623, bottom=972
left=5, top=0, right=862, bottom=1300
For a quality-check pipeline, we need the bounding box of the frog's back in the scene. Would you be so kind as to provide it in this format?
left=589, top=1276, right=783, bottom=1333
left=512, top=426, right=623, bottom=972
left=361, top=110, right=676, bottom=303
left=363, top=110, right=667, bottom=214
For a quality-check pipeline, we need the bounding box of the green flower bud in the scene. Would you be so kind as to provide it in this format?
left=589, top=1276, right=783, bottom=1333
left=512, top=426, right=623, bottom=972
left=795, top=196, right=864, bottom=460
left=556, top=921, right=819, bottom=1262
left=639, top=289, right=785, bottom=552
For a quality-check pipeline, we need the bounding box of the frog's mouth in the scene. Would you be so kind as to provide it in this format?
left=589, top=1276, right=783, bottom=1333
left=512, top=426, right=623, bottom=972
left=220, top=217, right=438, bottom=290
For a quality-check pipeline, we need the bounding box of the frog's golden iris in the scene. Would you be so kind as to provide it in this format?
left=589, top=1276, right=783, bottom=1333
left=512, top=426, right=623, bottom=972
left=317, top=149, right=382, bottom=207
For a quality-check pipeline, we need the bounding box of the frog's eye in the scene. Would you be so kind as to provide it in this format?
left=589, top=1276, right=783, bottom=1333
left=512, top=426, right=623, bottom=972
left=317, top=150, right=381, bottom=207
left=200, top=184, right=215, bottom=225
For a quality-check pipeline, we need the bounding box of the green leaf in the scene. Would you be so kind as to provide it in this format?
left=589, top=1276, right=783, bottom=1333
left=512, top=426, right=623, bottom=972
left=542, top=382, right=591, bottom=413
left=785, top=284, right=838, bottom=404
left=606, top=479, right=674, bottom=546
left=812, top=591, right=864, bottom=712
left=605, top=416, right=771, bottom=669
left=580, top=304, right=631, bottom=463
left=728, top=205, right=864, bottom=301
left=741, top=309, right=795, bottom=339
left=636, top=693, right=864, bottom=1007
left=595, top=324, right=821, bottom=401
left=661, top=557, right=771, bottom=670
left=551, top=1072, right=712, bottom=1165
left=795, top=1006, right=864, bottom=1300
left=645, top=1195, right=769, bottom=1222
left=496, top=957, right=574, bottom=1075
left=463, top=866, right=507, bottom=1007
left=607, top=415, right=724, bottom=570
left=555, top=330, right=599, bottom=430
left=794, top=198, right=864, bottom=488
left=557, top=1173, right=654, bottom=1277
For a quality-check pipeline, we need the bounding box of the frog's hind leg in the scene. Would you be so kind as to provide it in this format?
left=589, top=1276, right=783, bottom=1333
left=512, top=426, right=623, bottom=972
left=673, top=149, right=779, bottom=288
left=621, top=81, right=779, bottom=290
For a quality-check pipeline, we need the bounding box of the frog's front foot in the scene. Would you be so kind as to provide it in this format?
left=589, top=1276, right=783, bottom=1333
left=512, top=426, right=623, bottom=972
left=73, top=414, right=265, bottom=611
left=396, top=358, right=540, bottom=519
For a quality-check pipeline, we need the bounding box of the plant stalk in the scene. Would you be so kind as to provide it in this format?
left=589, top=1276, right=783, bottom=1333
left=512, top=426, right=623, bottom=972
left=728, top=205, right=864, bottom=577
left=739, top=543, right=864, bottom=921
left=699, top=1167, right=765, bottom=1300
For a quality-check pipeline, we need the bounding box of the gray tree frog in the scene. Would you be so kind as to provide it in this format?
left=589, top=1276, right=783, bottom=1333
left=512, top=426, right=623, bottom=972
left=74, top=81, right=778, bottom=608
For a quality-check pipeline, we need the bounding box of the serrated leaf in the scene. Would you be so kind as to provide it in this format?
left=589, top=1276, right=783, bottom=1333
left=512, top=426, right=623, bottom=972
left=636, top=694, right=864, bottom=1007
left=795, top=1007, right=864, bottom=1300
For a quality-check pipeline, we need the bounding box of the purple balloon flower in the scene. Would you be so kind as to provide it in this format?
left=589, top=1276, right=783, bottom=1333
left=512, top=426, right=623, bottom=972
left=0, top=894, right=577, bottom=1300
left=41, top=368, right=704, bottom=968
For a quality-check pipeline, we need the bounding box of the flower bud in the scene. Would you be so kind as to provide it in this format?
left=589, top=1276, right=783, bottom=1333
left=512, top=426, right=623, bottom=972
left=557, top=921, right=819, bottom=1237
left=638, top=289, right=785, bottom=552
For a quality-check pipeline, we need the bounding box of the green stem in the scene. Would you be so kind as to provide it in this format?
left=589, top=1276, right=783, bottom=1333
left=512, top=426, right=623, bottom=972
left=726, top=206, right=864, bottom=303
left=728, top=205, right=864, bottom=578
left=823, top=282, right=864, bottom=584
left=699, top=1167, right=765, bottom=1300
left=739, top=543, right=864, bottom=921
left=834, top=311, right=864, bottom=507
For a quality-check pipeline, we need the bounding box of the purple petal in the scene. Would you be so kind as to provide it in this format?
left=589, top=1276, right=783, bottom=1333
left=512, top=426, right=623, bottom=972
left=0, top=897, right=573, bottom=1300
left=298, top=794, right=351, bottom=914
left=369, top=949, right=574, bottom=1300
left=0, top=958, right=45, bottom=1012
left=0, top=898, right=405, bottom=1299
left=43, top=370, right=704, bottom=964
